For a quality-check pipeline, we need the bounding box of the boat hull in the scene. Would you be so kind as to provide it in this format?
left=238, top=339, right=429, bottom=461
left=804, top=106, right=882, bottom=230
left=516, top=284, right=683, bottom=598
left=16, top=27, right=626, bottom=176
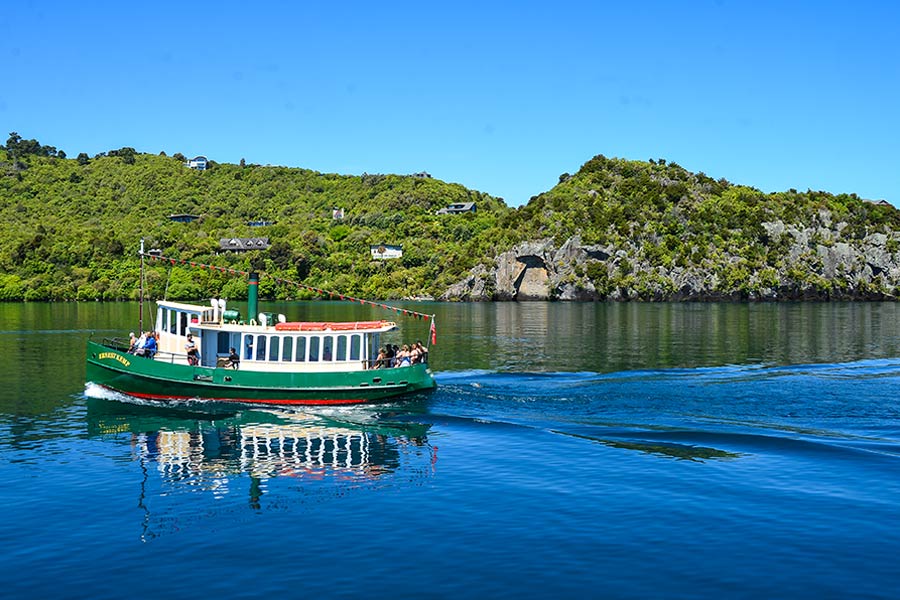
left=86, top=340, right=435, bottom=406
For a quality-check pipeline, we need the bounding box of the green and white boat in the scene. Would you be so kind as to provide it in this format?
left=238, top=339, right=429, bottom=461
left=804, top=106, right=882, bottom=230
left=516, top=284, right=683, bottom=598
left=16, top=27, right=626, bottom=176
left=86, top=269, right=436, bottom=406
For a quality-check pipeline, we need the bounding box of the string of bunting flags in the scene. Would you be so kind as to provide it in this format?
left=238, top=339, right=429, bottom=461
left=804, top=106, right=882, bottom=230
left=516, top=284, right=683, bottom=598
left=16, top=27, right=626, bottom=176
left=143, top=252, right=437, bottom=343
left=145, top=252, right=250, bottom=277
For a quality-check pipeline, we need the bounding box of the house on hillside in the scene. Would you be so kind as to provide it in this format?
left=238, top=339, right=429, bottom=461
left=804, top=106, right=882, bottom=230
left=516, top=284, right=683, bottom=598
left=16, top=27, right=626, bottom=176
left=218, top=237, right=270, bottom=252
left=169, top=213, right=200, bottom=223
left=864, top=199, right=894, bottom=208
left=185, top=156, right=208, bottom=170
left=370, top=244, right=403, bottom=260
left=436, top=202, right=476, bottom=215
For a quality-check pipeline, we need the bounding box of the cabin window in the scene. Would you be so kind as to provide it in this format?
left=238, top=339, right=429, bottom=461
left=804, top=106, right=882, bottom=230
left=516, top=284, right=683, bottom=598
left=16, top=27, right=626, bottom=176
left=308, top=337, right=320, bottom=362
left=295, top=337, right=306, bottom=362
left=369, top=334, right=380, bottom=366
left=168, top=309, right=176, bottom=333
left=256, top=335, right=267, bottom=361
left=282, top=337, right=293, bottom=362
left=217, top=332, right=230, bottom=355
left=350, top=335, right=361, bottom=361
left=180, top=312, right=188, bottom=336
left=322, top=336, right=334, bottom=361
left=269, top=336, right=280, bottom=361
left=244, top=334, right=253, bottom=360
left=336, top=335, right=347, bottom=361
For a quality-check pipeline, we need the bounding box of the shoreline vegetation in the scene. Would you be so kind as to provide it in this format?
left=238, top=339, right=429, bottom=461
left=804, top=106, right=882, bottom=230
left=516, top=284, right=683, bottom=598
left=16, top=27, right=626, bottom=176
left=2, top=133, right=899, bottom=303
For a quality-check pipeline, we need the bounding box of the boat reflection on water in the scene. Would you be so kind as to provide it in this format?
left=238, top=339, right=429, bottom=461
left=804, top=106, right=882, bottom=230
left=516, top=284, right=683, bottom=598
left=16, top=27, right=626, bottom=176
left=85, top=394, right=434, bottom=538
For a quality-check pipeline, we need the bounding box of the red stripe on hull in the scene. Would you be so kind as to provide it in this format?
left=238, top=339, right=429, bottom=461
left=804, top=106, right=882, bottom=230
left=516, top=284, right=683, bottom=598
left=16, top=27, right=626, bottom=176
left=100, top=385, right=368, bottom=406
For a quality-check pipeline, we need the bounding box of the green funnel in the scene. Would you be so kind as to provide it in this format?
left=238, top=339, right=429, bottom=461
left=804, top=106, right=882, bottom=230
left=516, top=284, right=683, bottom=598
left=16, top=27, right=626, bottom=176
left=248, top=272, right=259, bottom=323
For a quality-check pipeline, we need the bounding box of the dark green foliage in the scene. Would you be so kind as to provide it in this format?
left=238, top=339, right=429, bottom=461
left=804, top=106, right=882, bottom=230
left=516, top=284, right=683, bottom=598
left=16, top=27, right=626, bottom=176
left=502, top=154, right=899, bottom=298
left=5, top=131, right=61, bottom=159
left=0, top=139, right=896, bottom=302
left=108, top=147, right=137, bottom=164
left=0, top=145, right=510, bottom=300
left=507, top=154, right=900, bottom=247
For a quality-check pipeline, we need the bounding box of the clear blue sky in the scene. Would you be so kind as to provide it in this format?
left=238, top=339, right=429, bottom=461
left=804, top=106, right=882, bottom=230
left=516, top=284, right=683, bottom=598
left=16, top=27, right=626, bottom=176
left=3, top=0, right=898, bottom=206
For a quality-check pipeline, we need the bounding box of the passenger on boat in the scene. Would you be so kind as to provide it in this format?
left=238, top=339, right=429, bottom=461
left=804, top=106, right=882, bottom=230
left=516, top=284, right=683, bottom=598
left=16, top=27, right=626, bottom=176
left=132, top=331, right=147, bottom=354
left=409, top=341, right=424, bottom=364
left=384, top=344, right=395, bottom=367
left=373, top=347, right=387, bottom=369
left=185, top=335, right=199, bottom=366
left=226, top=347, right=240, bottom=370
left=417, top=341, right=428, bottom=364
left=128, top=332, right=137, bottom=352
left=397, top=344, right=412, bottom=367
left=141, top=332, right=157, bottom=359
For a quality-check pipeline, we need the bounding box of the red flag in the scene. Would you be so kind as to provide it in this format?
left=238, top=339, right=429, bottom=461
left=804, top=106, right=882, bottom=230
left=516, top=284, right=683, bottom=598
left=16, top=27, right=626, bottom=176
left=430, top=318, right=437, bottom=346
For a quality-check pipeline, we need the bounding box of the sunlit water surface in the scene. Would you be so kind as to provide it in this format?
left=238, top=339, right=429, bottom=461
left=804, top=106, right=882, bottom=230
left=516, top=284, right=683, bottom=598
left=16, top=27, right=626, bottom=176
left=1, top=301, right=899, bottom=598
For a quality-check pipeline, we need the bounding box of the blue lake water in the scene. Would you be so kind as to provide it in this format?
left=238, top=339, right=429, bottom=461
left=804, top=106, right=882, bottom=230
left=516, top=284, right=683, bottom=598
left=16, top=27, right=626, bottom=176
left=1, top=301, right=899, bottom=598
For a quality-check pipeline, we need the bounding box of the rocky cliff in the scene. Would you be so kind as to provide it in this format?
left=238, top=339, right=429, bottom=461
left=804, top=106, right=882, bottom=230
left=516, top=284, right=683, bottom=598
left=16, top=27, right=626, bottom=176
left=441, top=220, right=900, bottom=301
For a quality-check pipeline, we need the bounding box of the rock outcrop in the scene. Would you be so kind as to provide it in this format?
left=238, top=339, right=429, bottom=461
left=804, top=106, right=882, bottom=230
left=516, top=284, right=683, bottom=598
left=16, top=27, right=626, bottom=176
left=441, top=224, right=900, bottom=301
left=441, top=237, right=608, bottom=301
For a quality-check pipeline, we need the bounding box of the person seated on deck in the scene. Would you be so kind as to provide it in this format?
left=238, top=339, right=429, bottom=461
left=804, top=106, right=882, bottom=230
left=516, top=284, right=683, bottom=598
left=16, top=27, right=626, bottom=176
left=185, top=334, right=199, bottom=366
left=383, top=344, right=395, bottom=367
left=373, top=347, right=387, bottom=369
left=415, top=340, right=428, bottom=364
left=141, top=332, right=157, bottom=359
left=226, top=347, right=240, bottom=370
left=397, top=344, right=412, bottom=367
left=132, top=331, right=147, bottom=355
left=410, top=342, right=423, bottom=364
left=128, top=332, right=137, bottom=353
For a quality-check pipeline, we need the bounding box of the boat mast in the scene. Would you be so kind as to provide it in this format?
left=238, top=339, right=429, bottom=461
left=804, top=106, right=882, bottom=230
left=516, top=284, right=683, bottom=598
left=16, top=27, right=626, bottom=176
left=139, top=238, right=145, bottom=333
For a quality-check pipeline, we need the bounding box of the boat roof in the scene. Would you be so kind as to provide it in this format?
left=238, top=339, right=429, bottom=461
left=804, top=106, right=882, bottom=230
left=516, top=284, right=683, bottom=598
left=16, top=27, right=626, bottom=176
left=156, top=300, right=208, bottom=313
left=195, top=320, right=398, bottom=334
left=155, top=300, right=399, bottom=334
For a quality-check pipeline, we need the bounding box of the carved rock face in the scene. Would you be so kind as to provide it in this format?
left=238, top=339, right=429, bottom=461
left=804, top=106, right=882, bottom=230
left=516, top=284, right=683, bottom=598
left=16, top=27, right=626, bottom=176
left=514, top=256, right=550, bottom=300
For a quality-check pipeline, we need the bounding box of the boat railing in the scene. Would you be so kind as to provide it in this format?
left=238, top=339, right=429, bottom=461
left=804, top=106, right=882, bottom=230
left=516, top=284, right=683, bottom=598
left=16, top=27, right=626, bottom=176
left=150, top=350, right=200, bottom=365
left=367, top=357, right=428, bottom=370
left=102, top=337, right=132, bottom=352
left=101, top=338, right=190, bottom=365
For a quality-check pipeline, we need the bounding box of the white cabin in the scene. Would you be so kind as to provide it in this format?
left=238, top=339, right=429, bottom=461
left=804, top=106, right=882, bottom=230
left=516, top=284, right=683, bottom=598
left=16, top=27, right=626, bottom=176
left=153, top=299, right=396, bottom=372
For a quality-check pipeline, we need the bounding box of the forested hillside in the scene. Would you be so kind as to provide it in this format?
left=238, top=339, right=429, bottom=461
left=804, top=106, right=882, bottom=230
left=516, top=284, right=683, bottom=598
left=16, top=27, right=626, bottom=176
left=0, top=134, right=513, bottom=301
left=483, top=155, right=900, bottom=300
left=2, top=133, right=898, bottom=302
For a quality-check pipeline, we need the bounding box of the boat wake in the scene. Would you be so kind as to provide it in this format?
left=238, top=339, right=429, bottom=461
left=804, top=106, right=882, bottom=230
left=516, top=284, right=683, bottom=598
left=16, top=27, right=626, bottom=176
left=84, top=381, right=129, bottom=402
left=425, top=359, right=900, bottom=464
left=83, top=381, right=235, bottom=411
